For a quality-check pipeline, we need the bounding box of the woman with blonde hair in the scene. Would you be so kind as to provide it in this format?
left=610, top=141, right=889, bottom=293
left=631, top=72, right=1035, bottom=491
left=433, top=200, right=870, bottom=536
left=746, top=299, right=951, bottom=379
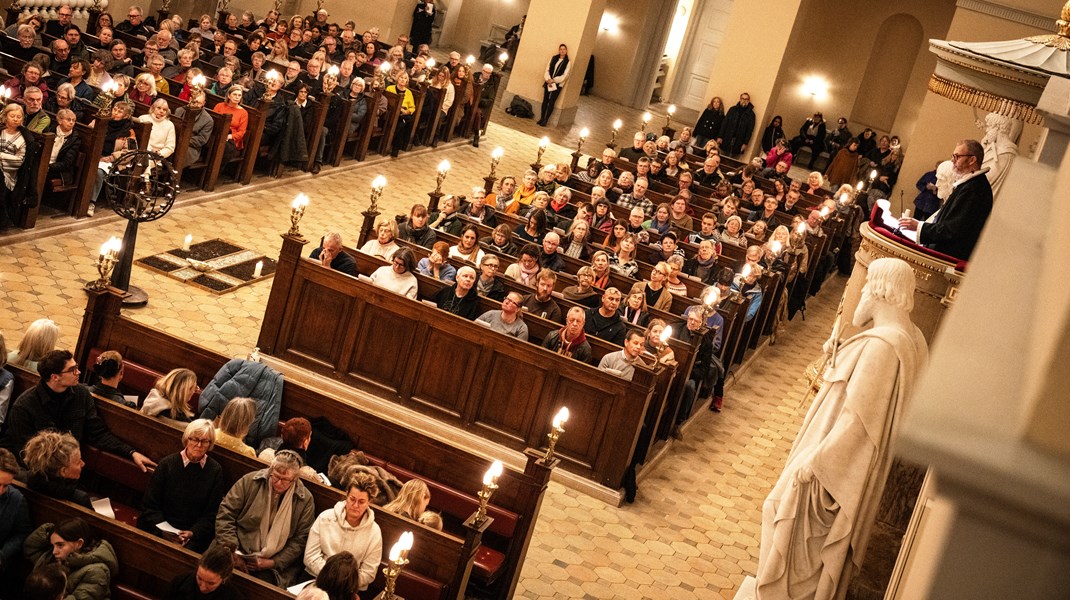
left=359, top=218, right=400, bottom=260
left=7, top=318, right=59, bottom=371
left=130, top=72, right=157, bottom=105
left=213, top=397, right=257, bottom=457
left=141, top=368, right=197, bottom=422
left=383, top=479, right=431, bottom=520
left=23, top=430, right=90, bottom=508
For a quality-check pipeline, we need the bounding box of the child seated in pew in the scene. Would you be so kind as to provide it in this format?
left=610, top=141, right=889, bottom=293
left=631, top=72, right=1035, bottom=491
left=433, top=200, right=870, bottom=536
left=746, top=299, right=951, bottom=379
left=23, top=563, right=67, bottom=600
left=87, top=350, right=135, bottom=408
left=212, top=397, right=257, bottom=458
left=383, top=479, right=431, bottom=520
left=23, top=430, right=91, bottom=509
left=418, top=510, right=443, bottom=531
left=24, top=518, right=117, bottom=600
left=166, top=544, right=243, bottom=600
left=141, top=368, right=197, bottom=423
left=304, top=473, right=382, bottom=594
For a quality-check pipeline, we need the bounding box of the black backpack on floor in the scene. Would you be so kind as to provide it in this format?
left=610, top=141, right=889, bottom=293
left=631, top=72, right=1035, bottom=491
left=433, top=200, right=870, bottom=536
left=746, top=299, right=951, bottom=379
left=506, top=96, right=534, bottom=119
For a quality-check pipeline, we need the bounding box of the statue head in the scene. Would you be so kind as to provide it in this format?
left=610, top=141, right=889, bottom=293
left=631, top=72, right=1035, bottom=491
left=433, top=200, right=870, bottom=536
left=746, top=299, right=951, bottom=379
left=855, top=258, right=915, bottom=326
left=934, top=160, right=956, bottom=201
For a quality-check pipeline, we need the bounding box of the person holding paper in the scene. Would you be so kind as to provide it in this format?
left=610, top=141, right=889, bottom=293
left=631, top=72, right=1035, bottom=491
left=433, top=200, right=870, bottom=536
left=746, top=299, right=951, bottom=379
left=211, top=450, right=315, bottom=587
left=537, top=44, right=570, bottom=127
left=898, top=139, right=993, bottom=261
left=303, top=472, right=382, bottom=595
left=138, top=419, right=226, bottom=553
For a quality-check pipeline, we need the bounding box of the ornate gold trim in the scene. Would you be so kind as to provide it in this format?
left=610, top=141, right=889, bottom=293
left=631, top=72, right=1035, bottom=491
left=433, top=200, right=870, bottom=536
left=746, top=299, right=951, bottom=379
left=933, top=43, right=1053, bottom=83
left=927, top=74, right=1045, bottom=124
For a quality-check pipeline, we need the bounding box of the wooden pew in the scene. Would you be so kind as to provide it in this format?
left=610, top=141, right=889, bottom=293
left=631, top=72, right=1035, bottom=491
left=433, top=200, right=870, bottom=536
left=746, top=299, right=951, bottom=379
left=17, top=483, right=296, bottom=600
left=75, top=287, right=555, bottom=599
left=13, top=130, right=55, bottom=229
left=92, top=399, right=461, bottom=600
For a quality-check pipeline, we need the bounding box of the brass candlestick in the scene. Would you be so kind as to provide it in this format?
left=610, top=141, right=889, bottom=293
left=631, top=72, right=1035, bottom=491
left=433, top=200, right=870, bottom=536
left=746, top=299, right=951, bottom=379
left=89, top=237, right=122, bottom=290
left=474, top=461, right=503, bottom=526
left=487, top=147, right=503, bottom=180
left=544, top=424, right=564, bottom=462
left=640, top=112, right=651, bottom=133
left=434, top=160, right=450, bottom=195
left=369, top=175, right=386, bottom=213
left=287, top=194, right=309, bottom=237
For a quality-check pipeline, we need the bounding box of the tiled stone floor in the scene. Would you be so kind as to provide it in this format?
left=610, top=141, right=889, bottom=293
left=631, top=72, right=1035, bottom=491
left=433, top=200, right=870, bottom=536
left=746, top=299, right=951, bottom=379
left=0, top=92, right=845, bottom=598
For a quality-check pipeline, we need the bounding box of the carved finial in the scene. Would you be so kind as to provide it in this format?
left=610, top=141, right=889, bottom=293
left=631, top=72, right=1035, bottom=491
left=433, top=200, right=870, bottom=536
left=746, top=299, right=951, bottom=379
left=1025, top=1, right=1070, bottom=49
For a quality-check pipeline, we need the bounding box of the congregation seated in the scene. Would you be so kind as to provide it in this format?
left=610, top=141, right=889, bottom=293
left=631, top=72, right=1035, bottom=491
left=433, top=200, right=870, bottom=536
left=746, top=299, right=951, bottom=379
left=137, top=419, right=226, bottom=552
left=416, top=241, right=457, bottom=283
left=480, top=222, right=518, bottom=257
left=583, top=286, right=627, bottom=345
left=620, top=289, right=649, bottom=327
left=359, top=218, right=400, bottom=260
left=449, top=223, right=485, bottom=265
left=397, top=203, right=437, bottom=248
left=310, top=232, right=358, bottom=277
left=433, top=265, right=479, bottom=319
left=0, top=349, right=155, bottom=471
left=628, top=262, right=673, bottom=311
left=6, top=317, right=59, bottom=372
left=596, top=329, right=645, bottom=381
left=0, top=447, right=32, bottom=567
left=86, top=350, right=133, bottom=408
left=24, top=518, right=117, bottom=600
left=520, top=269, right=562, bottom=323
left=23, top=429, right=90, bottom=508
left=166, top=544, right=243, bottom=600
left=369, top=247, right=418, bottom=299
left=140, top=367, right=198, bottom=422
left=475, top=254, right=506, bottom=300
left=561, top=266, right=600, bottom=308
left=476, top=291, right=529, bottom=341
left=213, top=396, right=257, bottom=458
left=211, top=450, right=316, bottom=586
left=382, top=478, right=431, bottom=520
left=303, top=472, right=382, bottom=595
left=559, top=218, right=592, bottom=261
left=541, top=306, right=592, bottom=364
left=609, top=233, right=640, bottom=278
left=460, top=187, right=496, bottom=226
left=683, top=239, right=720, bottom=285
left=429, top=195, right=465, bottom=237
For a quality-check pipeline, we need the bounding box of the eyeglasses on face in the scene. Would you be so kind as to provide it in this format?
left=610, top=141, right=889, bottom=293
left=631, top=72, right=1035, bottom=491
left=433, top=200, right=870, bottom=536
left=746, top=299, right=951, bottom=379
left=188, top=437, right=211, bottom=446
left=951, top=153, right=975, bottom=161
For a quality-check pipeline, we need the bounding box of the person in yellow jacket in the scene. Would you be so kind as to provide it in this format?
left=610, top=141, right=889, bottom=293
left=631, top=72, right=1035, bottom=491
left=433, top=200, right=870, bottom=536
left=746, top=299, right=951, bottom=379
left=387, top=71, right=415, bottom=157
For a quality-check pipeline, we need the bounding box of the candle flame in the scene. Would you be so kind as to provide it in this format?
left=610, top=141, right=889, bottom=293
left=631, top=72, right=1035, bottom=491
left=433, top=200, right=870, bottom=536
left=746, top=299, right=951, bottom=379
left=869, top=169, right=877, bottom=180
left=498, top=51, right=508, bottom=62
left=292, top=193, right=310, bottom=208
left=704, top=287, right=720, bottom=306
left=483, top=460, right=504, bottom=485
left=770, top=240, right=782, bottom=255
left=539, top=136, right=550, bottom=148
left=612, top=118, right=622, bottom=130
left=855, top=180, right=863, bottom=190
left=552, top=407, right=570, bottom=429
left=579, top=127, right=589, bottom=139
left=492, top=147, right=504, bottom=160
left=379, top=61, right=392, bottom=72
left=741, top=264, right=752, bottom=278
left=426, top=57, right=436, bottom=69
left=438, top=159, right=451, bottom=173
left=659, top=325, right=673, bottom=344
left=465, top=54, right=475, bottom=65
left=372, top=175, right=387, bottom=190
left=667, top=104, right=676, bottom=115
left=327, top=65, right=340, bottom=77
left=642, top=112, right=651, bottom=122
left=796, top=222, right=807, bottom=234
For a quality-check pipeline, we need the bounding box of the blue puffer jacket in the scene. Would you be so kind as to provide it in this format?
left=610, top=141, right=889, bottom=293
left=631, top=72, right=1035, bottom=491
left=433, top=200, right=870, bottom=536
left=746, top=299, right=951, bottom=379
left=198, top=359, right=283, bottom=445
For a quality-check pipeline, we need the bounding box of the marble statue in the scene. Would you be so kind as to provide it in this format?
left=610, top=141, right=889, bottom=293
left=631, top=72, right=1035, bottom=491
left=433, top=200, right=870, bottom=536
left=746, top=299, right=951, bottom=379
left=752, top=258, right=929, bottom=600
left=934, top=159, right=956, bottom=202
left=977, top=111, right=1022, bottom=197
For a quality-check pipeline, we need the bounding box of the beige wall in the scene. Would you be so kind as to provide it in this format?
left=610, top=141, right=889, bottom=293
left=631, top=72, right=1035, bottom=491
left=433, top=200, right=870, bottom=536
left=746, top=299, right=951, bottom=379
left=701, top=0, right=803, bottom=158
left=895, top=2, right=1051, bottom=212
left=585, top=0, right=652, bottom=105
left=504, top=0, right=605, bottom=125
left=766, top=0, right=955, bottom=174
left=439, top=0, right=527, bottom=56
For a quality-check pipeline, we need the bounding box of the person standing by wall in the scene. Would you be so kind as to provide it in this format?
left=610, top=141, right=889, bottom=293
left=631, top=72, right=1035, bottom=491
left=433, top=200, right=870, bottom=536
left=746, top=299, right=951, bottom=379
left=537, top=44, right=570, bottom=127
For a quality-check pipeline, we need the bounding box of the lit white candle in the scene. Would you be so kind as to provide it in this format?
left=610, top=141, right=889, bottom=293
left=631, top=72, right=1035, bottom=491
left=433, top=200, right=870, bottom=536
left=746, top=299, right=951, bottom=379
left=253, top=260, right=263, bottom=278
left=659, top=325, right=673, bottom=344
left=579, top=127, right=589, bottom=141
left=292, top=193, right=310, bottom=209
left=869, top=169, right=878, bottom=180
left=427, top=58, right=436, bottom=69
left=483, top=460, right=504, bottom=485
left=492, top=147, right=504, bottom=160
left=612, top=118, right=622, bottom=131
left=539, top=136, right=550, bottom=148
left=770, top=240, right=782, bottom=255
left=498, top=51, right=508, bottom=63
left=704, top=286, right=720, bottom=306
left=642, top=112, right=651, bottom=123
left=856, top=180, right=864, bottom=190
left=465, top=54, right=475, bottom=65
left=667, top=104, right=676, bottom=115
left=438, top=159, right=451, bottom=174
left=182, top=234, right=192, bottom=251
left=741, top=264, right=752, bottom=280
left=796, top=222, right=807, bottom=235
left=389, top=540, right=402, bottom=562
left=552, top=407, right=569, bottom=429
left=372, top=175, right=387, bottom=190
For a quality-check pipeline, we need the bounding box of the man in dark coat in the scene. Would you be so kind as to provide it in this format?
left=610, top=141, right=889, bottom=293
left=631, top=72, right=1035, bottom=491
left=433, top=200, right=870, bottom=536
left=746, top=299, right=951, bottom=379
left=309, top=233, right=358, bottom=276
left=718, top=92, right=755, bottom=157
left=898, top=139, right=993, bottom=262
left=0, top=350, right=156, bottom=471
left=410, top=0, right=437, bottom=49
left=173, top=92, right=215, bottom=165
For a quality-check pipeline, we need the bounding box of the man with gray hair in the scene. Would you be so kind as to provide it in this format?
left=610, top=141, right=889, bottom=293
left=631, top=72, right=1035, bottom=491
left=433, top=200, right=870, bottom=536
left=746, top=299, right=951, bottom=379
left=617, top=176, right=653, bottom=218
left=472, top=63, right=500, bottom=147
left=539, top=231, right=565, bottom=272
left=542, top=307, right=592, bottom=363
left=116, top=5, right=152, bottom=38
left=174, top=91, right=214, bottom=165
left=756, top=257, right=927, bottom=600
left=309, top=233, right=358, bottom=276
left=434, top=265, right=480, bottom=320
left=212, top=449, right=316, bottom=586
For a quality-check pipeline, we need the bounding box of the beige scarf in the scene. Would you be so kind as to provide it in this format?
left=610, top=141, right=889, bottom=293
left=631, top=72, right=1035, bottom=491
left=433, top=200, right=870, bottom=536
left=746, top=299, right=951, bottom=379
left=256, top=479, right=296, bottom=559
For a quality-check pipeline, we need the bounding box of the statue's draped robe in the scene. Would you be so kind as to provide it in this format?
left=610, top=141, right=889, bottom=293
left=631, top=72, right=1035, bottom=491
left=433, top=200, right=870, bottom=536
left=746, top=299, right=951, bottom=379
left=756, top=324, right=927, bottom=600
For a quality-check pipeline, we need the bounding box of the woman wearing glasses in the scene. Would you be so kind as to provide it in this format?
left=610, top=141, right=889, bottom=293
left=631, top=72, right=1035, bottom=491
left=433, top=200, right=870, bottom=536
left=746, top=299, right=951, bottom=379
left=137, top=419, right=226, bottom=552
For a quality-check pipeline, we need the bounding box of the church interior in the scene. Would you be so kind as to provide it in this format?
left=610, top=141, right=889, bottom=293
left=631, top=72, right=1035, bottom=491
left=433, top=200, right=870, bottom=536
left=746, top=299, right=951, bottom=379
left=1, top=0, right=1069, bottom=598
